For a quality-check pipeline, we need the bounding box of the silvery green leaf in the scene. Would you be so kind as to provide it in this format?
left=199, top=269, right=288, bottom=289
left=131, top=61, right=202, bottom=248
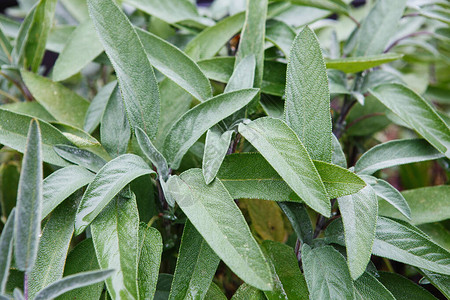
left=54, top=145, right=107, bottom=173
left=135, top=127, right=169, bottom=181
left=83, top=81, right=117, bottom=134
left=0, top=209, right=15, bottom=294
left=202, top=128, right=233, bottom=185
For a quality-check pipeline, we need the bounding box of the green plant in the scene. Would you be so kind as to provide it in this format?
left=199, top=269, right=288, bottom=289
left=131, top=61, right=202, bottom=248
left=0, top=0, right=449, bottom=299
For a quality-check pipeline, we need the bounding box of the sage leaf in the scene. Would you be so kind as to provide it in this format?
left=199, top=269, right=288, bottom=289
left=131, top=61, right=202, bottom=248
left=135, top=127, right=169, bottom=181
left=163, top=88, right=258, bottom=169
left=278, top=202, right=313, bottom=245
left=285, top=26, right=332, bottom=162
left=14, top=119, right=42, bottom=272
left=302, top=244, right=355, bottom=299
left=354, top=272, right=395, bottom=300
left=274, top=0, right=348, bottom=15
left=370, top=83, right=450, bottom=158
left=91, top=194, right=139, bottom=300
left=168, top=221, right=219, bottom=300
left=338, top=185, right=378, bottom=280
left=202, top=128, right=233, bottom=185
left=265, top=19, right=296, bottom=58
left=331, top=133, right=347, bottom=168
left=325, top=53, right=403, bottom=73
left=238, top=117, right=330, bottom=217
left=377, top=271, right=437, bottom=300
left=54, top=145, right=107, bottom=173
left=166, top=169, right=273, bottom=291
left=84, top=81, right=117, bottom=134
left=355, top=139, right=444, bottom=175
left=205, top=282, right=227, bottom=300
left=88, top=0, right=160, bottom=139
left=136, top=28, right=212, bottom=101
left=52, top=19, right=104, bottom=81
left=419, top=269, right=450, bottom=299
left=231, top=283, right=264, bottom=300
left=33, top=269, right=115, bottom=300
left=138, top=224, right=163, bottom=300
left=21, top=71, right=90, bottom=129
left=75, top=154, right=155, bottom=235
left=0, top=209, right=15, bottom=294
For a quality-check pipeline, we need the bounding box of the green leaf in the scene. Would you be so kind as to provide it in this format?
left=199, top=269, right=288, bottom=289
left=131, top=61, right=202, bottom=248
left=1, top=101, right=56, bottom=123
left=75, top=154, right=155, bottom=235
left=205, top=282, right=227, bottom=300
left=419, top=269, right=450, bottom=299
left=155, top=274, right=173, bottom=300
left=360, top=175, right=411, bottom=220
left=91, top=194, right=139, bottom=300
left=378, top=186, right=449, bottom=225
left=262, top=240, right=309, bottom=300
left=52, top=19, right=104, bottom=81
left=11, top=5, right=37, bottom=65
left=331, top=133, right=347, bottom=168
left=21, top=71, right=90, bottom=129
left=138, top=224, right=163, bottom=300
left=377, top=271, right=437, bottom=300
left=135, top=127, right=169, bottom=181
left=231, top=283, right=265, bottom=300
left=163, top=88, right=258, bottom=169
left=370, top=83, right=450, bottom=158
left=337, top=185, right=378, bottom=279
left=60, top=0, right=89, bottom=22
left=33, top=270, right=115, bottom=300
left=42, top=165, right=94, bottom=220
left=354, top=0, right=407, bottom=56
left=166, top=169, right=273, bottom=291
left=354, top=272, right=395, bottom=300
left=101, top=85, right=130, bottom=158
left=325, top=53, right=403, bottom=73
left=278, top=202, right=313, bottom=244
left=302, top=244, right=355, bottom=299
left=87, top=0, right=160, bottom=139
left=202, top=128, right=233, bottom=185
left=58, top=239, right=104, bottom=300
left=372, top=217, right=450, bottom=275
left=184, top=12, right=245, bottom=61
left=265, top=19, right=296, bottom=58
left=54, top=145, right=106, bottom=173
left=168, top=221, right=220, bottom=300
left=285, top=26, right=332, bottom=162
left=84, top=81, right=117, bottom=134
left=355, top=139, right=444, bottom=175
left=238, top=117, right=330, bottom=217
left=0, top=209, right=14, bottom=294
left=28, top=191, right=81, bottom=299
left=275, top=0, right=348, bottom=15
left=14, top=119, right=42, bottom=272
left=0, top=164, right=18, bottom=222
left=136, top=28, right=212, bottom=101
left=235, top=0, right=267, bottom=88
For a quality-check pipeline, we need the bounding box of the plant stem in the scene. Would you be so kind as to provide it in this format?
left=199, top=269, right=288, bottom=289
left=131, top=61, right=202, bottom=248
left=0, top=89, right=21, bottom=103
left=347, top=14, right=360, bottom=27
left=313, top=199, right=337, bottom=238
left=0, top=71, right=33, bottom=101
left=345, top=112, right=385, bottom=130
left=384, top=31, right=433, bottom=53
left=333, top=97, right=357, bottom=139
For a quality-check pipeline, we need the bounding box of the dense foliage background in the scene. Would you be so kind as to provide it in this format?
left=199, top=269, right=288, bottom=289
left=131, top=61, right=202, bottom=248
left=0, top=0, right=449, bottom=299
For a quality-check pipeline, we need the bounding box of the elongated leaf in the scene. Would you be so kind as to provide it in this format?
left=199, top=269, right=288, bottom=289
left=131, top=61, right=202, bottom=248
left=235, top=0, right=267, bottom=88
left=14, top=119, right=42, bottom=272
left=54, top=145, right=106, bottom=173
left=53, top=19, right=103, bottom=81
left=135, top=127, right=169, bottom=181
left=169, top=221, right=219, bottom=300
left=354, top=272, right=395, bottom=300
left=302, top=244, right=355, bottom=299
left=265, top=19, right=295, bottom=58
left=21, top=71, right=90, bottom=128
left=377, top=271, right=437, bottom=300
left=354, top=0, right=407, bottom=56
left=42, top=165, right=93, bottom=219
left=325, top=53, right=403, bottom=73
left=59, top=239, right=104, bottom=300
left=28, top=192, right=81, bottom=299
left=378, top=186, right=449, bottom=225
left=91, top=194, right=139, bottom=300
left=33, top=270, right=115, bottom=300
left=285, top=26, right=332, bottom=162
left=262, top=240, right=309, bottom=300
left=337, top=185, right=378, bottom=279
left=331, top=133, right=347, bottom=168
left=278, top=202, right=313, bottom=244
left=163, top=88, right=258, bottom=169
left=11, top=5, right=35, bottom=65
left=202, top=128, right=233, bottom=185
left=419, top=269, right=450, bottom=299
left=0, top=109, right=70, bottom=167
left=184, top=12, right=245, bottom=61
left=231, top=283, right=265, bottom=300
left=75, top=154, right=155, bottom=235
left=355, top=139, right=444, bottom=175
left=101, top=85, right=130, bottom=158
left=361, top=175, right=411, bottom=220
left=238, top=117, right=330, bottom=217
left=84, top=81, right=117, bottom=134
left=88, top=0, right=160, bottom=139
left=276, top=0, right=348, bottom=14
left=166, top=169, right=273, bottom=291
left=136, top=28, right=212, bottom=101
left=370, top=83, right=450, bottom=158
left=0, top=209, right=15, bottom=294
left=0, top=102, right=55, bottom=123
left=138, top=224, right=163, bottom=300
left=205, top=282, right=227, bottom=300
